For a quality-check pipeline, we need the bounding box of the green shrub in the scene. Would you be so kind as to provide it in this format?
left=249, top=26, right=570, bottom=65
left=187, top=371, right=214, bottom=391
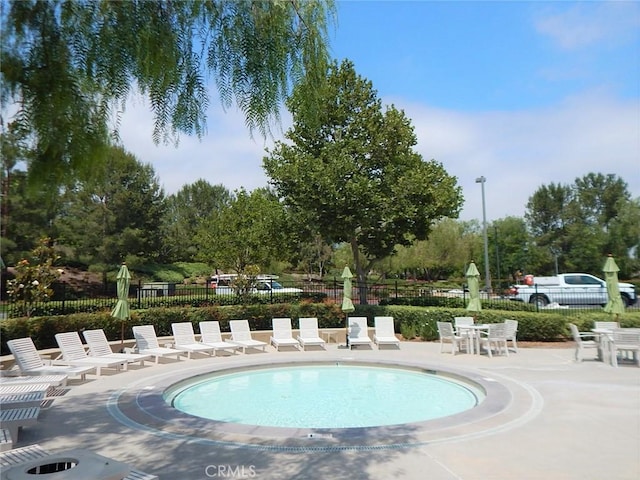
left=3, top=303, right=639, bottom=355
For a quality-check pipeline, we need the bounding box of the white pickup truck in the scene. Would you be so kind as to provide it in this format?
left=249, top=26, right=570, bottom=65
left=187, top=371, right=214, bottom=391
left=212, top=275, right=303, bottom=296
left=509, top=273, right=637, bottom=308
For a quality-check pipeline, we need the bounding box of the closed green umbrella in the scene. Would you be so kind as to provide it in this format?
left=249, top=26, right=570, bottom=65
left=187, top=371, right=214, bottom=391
left=603, top=254, right=625, bottom=319
left=341, top=266, right=355, bottom=347
left=466, top=261, right=482, bottom=314
left=111, top=263, right=131, bottom=348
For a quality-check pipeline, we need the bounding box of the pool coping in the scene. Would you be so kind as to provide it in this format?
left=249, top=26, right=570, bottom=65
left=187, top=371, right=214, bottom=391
left=108, top=357, right=539, bottom=451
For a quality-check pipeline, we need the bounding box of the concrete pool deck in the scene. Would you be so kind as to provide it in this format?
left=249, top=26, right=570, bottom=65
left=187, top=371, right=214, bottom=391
left=10, top=341, right=640, bottom=480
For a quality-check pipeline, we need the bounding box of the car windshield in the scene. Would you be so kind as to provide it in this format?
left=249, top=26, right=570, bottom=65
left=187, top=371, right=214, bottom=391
left=270, top=281, right=284, bottom=289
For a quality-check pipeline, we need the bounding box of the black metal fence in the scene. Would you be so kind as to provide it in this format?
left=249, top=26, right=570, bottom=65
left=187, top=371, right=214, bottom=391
left=3, top=278, right=634, bottom=319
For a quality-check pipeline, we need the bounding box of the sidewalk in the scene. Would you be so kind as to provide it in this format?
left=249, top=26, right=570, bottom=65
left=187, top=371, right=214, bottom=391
left=14, top=341, right=640, bottom=479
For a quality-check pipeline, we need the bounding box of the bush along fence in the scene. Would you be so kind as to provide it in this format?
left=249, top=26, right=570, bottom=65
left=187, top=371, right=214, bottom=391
left=4, top=278, right=626, bottom=319
left=3, top=302, right=640, bottom=357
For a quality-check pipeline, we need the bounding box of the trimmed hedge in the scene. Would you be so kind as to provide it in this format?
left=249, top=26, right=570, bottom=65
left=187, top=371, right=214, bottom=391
left=2, top=302, right=639, bottom=356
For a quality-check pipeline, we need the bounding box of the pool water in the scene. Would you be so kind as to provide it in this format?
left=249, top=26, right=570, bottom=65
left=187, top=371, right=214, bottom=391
left=167, top=364, right=482, bottom=429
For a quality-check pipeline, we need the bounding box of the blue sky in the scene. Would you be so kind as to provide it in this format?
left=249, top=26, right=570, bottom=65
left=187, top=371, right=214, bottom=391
left=119, top=1, right=640, bottom=222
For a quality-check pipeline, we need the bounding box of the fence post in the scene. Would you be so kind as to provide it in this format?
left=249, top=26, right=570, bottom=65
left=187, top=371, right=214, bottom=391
left=61, top=282, right=66, bottom=315
left=395, top=280, right=398, bottom=299
left=137, top=279, right=142, bottom=309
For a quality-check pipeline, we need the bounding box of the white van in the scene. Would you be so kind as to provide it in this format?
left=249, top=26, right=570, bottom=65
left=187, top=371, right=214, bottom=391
left=211, top=274, right=302, bottom=296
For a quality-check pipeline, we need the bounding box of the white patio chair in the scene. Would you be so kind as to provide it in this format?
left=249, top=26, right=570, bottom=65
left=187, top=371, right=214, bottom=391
left=373, top=316, right=400, bottom=348
left=132, top=325, right=187, bottom=363
left=479, top=323, right=509, bottom=357
left=436, top=322, right=467, bottom=355
left=171, top=322, right=215, bottom=358
left=504, top=319, right=519, bottom=352
left=296, top=317, right=326, bottom=351
left=454, top=316, right=474, bottom=332
left=454, top=316, right=475, bottom=345
left=54, top=332, right=126, bottom=376
left=228, top=320, right=267, bottom=353
left=82, top=329, right=152, bottom=368
left=609, top=329, right=640, bottom=367
left=198, top=321, right=241, bottom=356
left=6, top=338, right=94, bottom=381
left=270, top=318, right=301, bottom=351
left=568, top=323, right=599, bottom=362
left=347, top=317, right=373, bottom=349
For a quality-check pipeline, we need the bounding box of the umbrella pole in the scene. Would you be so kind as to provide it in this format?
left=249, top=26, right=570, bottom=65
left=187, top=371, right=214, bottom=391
left=120, top=320, right=125, bottom=352
left=345, top=316, right=350, bottom=349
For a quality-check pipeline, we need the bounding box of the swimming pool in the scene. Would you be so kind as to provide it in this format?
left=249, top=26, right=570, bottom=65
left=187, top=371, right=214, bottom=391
left=165, top=364, right=484, bottom=429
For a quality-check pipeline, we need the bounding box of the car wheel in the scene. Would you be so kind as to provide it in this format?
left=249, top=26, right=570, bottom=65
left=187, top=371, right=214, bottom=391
left=621, top=293, right=635, bottom=307
left=530, top=295, right=549, bottom=308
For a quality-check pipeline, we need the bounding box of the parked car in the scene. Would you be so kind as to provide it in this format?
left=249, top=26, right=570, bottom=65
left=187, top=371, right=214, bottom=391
left=508, top=273, right=637, bottom=307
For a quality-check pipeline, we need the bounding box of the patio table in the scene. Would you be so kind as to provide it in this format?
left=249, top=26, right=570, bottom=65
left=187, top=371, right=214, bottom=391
left=591, top=328, right=614, bottom=364
left=456, top=324, right=490, bottom=355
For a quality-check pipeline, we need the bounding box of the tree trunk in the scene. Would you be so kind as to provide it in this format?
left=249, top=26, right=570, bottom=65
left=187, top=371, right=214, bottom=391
left=350, top=237, right=369, bottom=305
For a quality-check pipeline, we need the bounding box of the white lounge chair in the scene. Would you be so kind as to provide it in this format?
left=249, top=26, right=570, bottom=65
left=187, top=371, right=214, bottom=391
left=347, top=317, right=373, bottom=349
left=0, top=407, right=40, bottom=445
left=436, top=322, right=468, bottom=355
left=132, top=325, right=187, bottom=363
left=269, top=318, right=301, bottom=351
left=373, top=316, right=400, bottom=348
left=296, top=317, right=326, bottom=350
left=198, top=321, right=240, bottom=356
left=0, top=389, right=46, bottom=409
left=6, top=338, right=94, bottom=380
left=171, top=323, right=215, bottom=358
left=0, top=429, right=11, bottom=452
left=0, top=374, right=68, bottom=388
left=82, top=329, right=152, bottom=367
left=228, top=320, right=267, bottom=353
left=54, top=332, right=126, bottom=376
left=0, top=384, right=50, bottom=397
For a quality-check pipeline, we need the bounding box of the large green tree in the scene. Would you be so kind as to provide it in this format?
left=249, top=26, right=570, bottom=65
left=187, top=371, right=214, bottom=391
left=162, top=180, right=232, bottom=262
left=263, top=60, right=463, bottom=300
left=1, top=0, right=335, bottom=184
left=53, top=146, right=166, bottom=273
left=525, top=173, right=638, bottom=277
left=1, top=125, right=60, bottom=263
left=389, top=219, right=480, bottom=281
left=194, top=188, right=289, bottom=274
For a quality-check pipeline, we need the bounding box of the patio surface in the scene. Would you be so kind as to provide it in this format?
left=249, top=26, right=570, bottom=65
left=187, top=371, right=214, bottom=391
left=11, top=340, right=640, bottom=480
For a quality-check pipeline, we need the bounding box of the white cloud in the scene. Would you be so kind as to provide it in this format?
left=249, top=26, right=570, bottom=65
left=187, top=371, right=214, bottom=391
left=400, top=89, right=640, bottom=222
left=119, top=89, right=639, bottom=225
left=534, top=2, right=640, bottom=50
left=118, top=96, right=280, bottom=195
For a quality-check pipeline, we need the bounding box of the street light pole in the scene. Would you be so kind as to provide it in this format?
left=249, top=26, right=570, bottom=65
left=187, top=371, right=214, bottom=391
left=475, top=176, right=491, bottom=293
